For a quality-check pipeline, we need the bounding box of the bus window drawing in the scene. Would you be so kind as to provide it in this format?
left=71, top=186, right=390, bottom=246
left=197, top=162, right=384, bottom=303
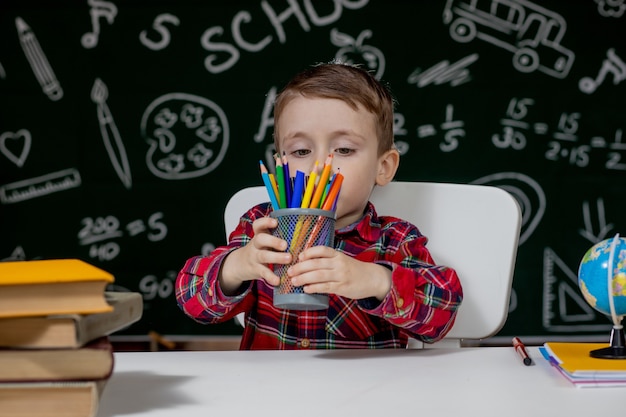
left=442, top=0, right=575, bottom=79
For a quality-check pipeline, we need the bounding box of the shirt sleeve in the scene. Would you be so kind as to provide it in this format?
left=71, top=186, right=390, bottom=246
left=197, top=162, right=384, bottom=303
left=174, top=204, right=270, bottom=324
left=357, top=220, right=464, bottom=343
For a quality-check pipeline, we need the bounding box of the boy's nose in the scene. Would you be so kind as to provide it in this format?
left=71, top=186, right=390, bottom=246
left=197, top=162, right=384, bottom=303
left=313, top=152, right=332, bottom=170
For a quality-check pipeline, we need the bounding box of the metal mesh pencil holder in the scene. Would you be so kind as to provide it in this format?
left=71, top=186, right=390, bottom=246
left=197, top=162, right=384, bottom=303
left=270, top=208, right=335, bottom=310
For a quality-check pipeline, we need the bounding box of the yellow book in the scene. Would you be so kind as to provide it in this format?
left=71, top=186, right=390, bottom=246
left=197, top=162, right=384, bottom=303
left=0, top=259, right=114, bottom=318
left=543, top=342, right=626, bottom=374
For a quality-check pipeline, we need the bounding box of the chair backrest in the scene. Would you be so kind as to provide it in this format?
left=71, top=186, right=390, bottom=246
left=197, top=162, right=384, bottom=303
left=224, top=181, right=522, bottom=347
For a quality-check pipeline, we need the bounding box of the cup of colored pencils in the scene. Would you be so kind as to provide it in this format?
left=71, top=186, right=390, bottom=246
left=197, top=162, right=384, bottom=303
left=259, top=153, right=343, bottom=310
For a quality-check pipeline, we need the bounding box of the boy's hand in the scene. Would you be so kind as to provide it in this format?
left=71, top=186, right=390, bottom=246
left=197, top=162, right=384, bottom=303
left=287, top=246, right=392, bottom=301
left=219, top=216, right=292, bottom=295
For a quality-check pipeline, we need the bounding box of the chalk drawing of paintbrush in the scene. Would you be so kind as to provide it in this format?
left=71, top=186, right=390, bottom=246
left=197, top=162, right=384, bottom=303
left=91, top=78, right=132, bottom=189
left=15, top=17, right=63, bottom=101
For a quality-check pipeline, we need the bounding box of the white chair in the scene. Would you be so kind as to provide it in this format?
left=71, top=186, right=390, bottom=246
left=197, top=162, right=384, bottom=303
left=224, top=181, right=522, bottom=348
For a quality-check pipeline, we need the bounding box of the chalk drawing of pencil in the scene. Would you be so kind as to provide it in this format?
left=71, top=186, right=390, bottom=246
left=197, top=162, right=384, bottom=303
left=91, top=78, right=133, bottom=189
left=15, top=17, right=63, bottom=101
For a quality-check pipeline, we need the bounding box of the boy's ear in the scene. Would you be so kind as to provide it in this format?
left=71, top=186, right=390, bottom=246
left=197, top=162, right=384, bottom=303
left=375, top=148, right=400, bottom=186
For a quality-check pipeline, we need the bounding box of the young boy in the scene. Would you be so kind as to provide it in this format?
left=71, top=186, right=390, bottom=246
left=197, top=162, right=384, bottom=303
left=175, top=62, right=463, bottom=349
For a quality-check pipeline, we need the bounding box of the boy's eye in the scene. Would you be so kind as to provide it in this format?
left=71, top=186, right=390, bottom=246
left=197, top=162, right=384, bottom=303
left=291, top=149, right=311, bottom=157
left=335, top=148, right=353, bottom=155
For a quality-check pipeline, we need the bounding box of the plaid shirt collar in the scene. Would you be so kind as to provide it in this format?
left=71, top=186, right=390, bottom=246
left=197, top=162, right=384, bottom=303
left=336, top=201, right=382, bottom=245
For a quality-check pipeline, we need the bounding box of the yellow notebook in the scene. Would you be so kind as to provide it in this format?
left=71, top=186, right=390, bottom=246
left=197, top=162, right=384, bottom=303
left=0, top=259, right=114, bottom=318
left=543, top=342, right=626, bottom=374
left=0, top=259, right=114, bottom=285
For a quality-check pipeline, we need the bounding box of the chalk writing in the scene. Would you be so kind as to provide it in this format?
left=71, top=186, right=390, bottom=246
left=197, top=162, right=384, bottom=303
left=139, top=13, right=180, bottom=51
left=543, top=194, right=620, bottom=332
left=200, top=0, right=369, bottom=73
left=0, top=168, right=81, bottom=204
left=407, top=53, right=478, bottom=88
left=331, top=28, right=385, bottom=79
left=416, top=104, right=465, bottom=152
left=140, top=93, right=229, bottom=180
left=443, top=0, right=575, bottom=79
left=579, top=48, right=626, bottom=94
left=78, top=212, right=167, bottom=261
left=543, top=247, right=609, bottom=332
left=91, top=78, right=132, bottom=189
left=1, top=247, right=26, bottom=262
left=492, top=97, right=548, bottom=151
left=139, top=270, right=176, bottom=300
left=254, top=86, right=277, bottom=144
left=579, top=198, right=614, bottom=243
left=0, top=129, right=31, bottom=167
left=201, top=243, right=216, bottom=257
left=595, top=0, right=626, bottom=17
left=15, top=17, right=63, bottom=100
left=471, top=172, right=545, bottom=246
left=81, top=0, right=118, bottom=49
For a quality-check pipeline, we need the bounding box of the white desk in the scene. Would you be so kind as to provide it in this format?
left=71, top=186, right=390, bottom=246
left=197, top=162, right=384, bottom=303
left=97, top=347, right=620, bottom=417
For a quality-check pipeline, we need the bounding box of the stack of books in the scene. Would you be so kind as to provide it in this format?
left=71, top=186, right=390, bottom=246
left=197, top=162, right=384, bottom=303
left=0, top=259, right=143, bottom=417
left=539, top=342, right=626, bottom=388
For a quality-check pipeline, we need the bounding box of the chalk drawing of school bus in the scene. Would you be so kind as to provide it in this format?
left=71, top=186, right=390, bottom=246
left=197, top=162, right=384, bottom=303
left=443, top=0, right=575, bottom=78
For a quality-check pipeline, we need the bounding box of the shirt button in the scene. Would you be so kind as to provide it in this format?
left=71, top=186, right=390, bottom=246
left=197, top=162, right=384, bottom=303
left=208, top=288, right=214, bottom=297
left=300, top=338, right=310, bottom=348
left=396, top=298, right=404, bottom=308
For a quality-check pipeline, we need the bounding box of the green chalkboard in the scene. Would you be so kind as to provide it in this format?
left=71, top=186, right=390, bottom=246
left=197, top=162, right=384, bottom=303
left=1, top=0, right=625, bottom=341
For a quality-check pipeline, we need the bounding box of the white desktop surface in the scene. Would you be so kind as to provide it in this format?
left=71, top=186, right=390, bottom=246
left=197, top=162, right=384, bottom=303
left=97, top=347, right=619, bottom=417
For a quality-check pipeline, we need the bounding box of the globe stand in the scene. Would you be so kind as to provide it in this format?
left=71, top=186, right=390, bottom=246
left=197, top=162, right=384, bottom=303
left=590, top=324, right=626, bottom=359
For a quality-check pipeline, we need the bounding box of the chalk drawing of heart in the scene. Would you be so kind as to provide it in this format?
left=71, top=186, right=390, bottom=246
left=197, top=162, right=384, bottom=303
left=0, top=129, right=32, bottom=167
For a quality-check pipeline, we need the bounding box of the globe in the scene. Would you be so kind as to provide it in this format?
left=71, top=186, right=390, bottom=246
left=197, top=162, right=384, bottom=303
left=578, top=235, right=626, bottom=359
left=578, top=236, right=626, bottom=321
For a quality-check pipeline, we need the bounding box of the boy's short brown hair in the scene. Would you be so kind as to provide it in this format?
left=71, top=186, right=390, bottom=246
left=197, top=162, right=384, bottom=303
left=273, top=61, right=395, bottom=155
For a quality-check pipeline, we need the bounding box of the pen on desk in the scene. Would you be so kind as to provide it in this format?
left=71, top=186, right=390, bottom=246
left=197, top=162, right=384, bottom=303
left=512, top=337, right=532, bottom=366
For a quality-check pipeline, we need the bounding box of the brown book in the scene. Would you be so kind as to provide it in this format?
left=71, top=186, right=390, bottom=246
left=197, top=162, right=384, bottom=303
left=0, top=292, right=143, bottom=349
left=0, top=379, right=108, bottom=417
left=0, top=337, right=114, bottom=382
left=0, top=259, right=114, bottom=318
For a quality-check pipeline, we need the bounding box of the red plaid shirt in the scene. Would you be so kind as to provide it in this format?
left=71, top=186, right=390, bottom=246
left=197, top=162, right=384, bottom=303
left=175, top=202, right=462, bottom=349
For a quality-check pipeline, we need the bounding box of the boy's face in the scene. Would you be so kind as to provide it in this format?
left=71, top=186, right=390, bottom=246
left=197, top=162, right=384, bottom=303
left=276, top=96, right=396, bottom=229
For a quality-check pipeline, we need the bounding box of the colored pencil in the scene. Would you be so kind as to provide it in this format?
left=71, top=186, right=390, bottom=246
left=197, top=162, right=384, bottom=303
left=300, top=161, right=319, bottom=208
left=320, top=173, right=334, bottom=206
left=268, top=173, right=279, bottom=201
left=259, top=160, right=280, bottom=210
left=275, top=154, right=287, bottom=209
left=290, top=170, right=306, bottom=208
left=321, top=172, right=343, bottom=211
left=309, top=154, right=333, bottom=209
left=259, top=156, right=343, bottom=214
left=282, top=152, right=292, bottom=209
